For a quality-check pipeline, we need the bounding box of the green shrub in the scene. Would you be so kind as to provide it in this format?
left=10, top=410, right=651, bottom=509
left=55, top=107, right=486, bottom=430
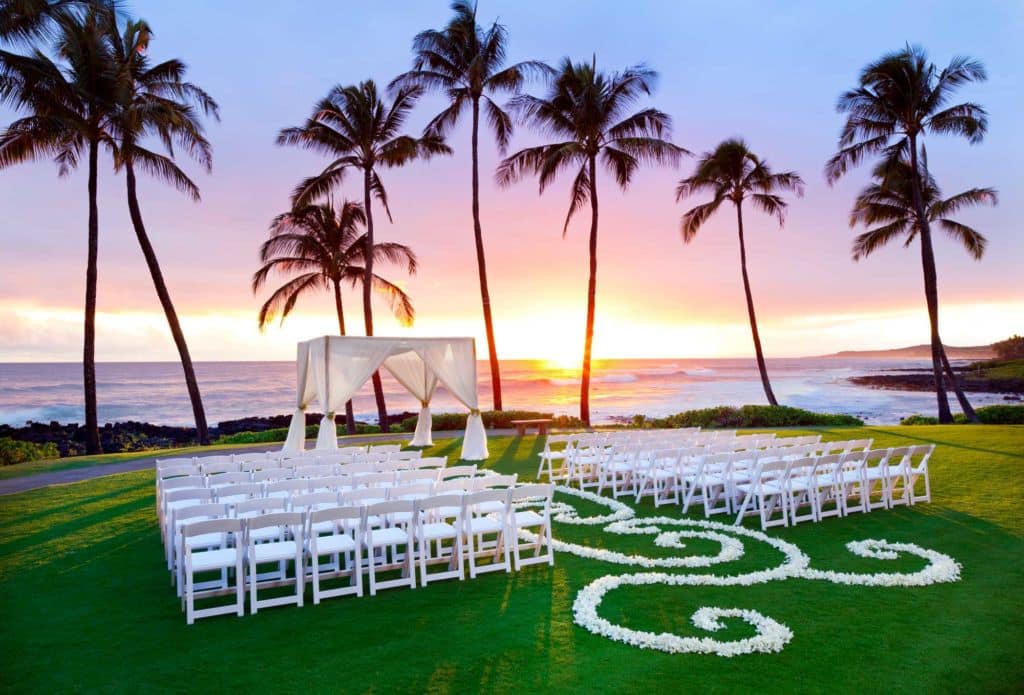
left=899, top=414, right=940, bottom=425
left=633, top=405, right=864, bottom=429
left=975, top=404, right=1024, bottom=424
left=0, top=438, right=60, bottom=466
left=214, top=422, right=389, bottom=445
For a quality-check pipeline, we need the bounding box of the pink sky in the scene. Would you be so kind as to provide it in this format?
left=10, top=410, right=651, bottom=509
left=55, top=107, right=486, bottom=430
left=1, top=1, right=1021, bottom=363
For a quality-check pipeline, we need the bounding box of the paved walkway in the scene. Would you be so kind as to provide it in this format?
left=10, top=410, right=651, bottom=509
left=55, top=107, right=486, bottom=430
left=0, top=429, right=520, bottom=497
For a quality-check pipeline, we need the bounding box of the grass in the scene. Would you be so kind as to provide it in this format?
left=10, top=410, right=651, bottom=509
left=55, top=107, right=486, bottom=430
left=975, top=358, right=1024, bottom=379
left=0, top=426, right=1021, bottom=693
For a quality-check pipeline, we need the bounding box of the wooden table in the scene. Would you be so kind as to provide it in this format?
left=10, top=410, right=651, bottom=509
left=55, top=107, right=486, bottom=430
left=510, top=419, right=553, bottom=437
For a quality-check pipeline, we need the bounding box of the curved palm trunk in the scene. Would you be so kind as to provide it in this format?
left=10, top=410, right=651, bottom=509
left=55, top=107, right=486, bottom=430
left=580, top=156, right=599, bottom=427
left=362, top=167, right=389, bottom=432
left=940, top=345, right=979, bottom=422
left=83, top=136, right=101, bottom=454
left=909, top=138, right=954, bottom=423
left=125, top=162, right=210, bottom=444
left=736, top=201, right=778, bottom=406
left=333, top=280, right=356, bottom=435
left=470, top=99, right=503, bottom=411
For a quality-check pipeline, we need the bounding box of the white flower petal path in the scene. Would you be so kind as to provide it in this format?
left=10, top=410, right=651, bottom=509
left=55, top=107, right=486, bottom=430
left=534, top=485, right=962, bottom=656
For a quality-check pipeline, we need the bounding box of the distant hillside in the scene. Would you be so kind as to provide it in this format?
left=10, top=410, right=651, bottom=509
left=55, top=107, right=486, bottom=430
left=822, top=344, right=995, bottom=359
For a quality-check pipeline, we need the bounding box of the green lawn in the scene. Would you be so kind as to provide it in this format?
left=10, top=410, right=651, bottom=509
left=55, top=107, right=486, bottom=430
left=0, top=426, right=1021, bottom=693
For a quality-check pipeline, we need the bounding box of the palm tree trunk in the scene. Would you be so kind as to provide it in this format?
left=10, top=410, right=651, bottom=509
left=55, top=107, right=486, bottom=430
left=580, top=156, right=599, bottom=427
left=333, top=279, right=356, bottom=435
left=940, top=344, right=980, bottom=422
left=362, top=167, right=389, bottom=432
left=736, top=201, right=778, bottom=405
left=909, top=138, right=953, bottom=423
left=83, top=136, right=101, bottom=454
left=124, top=161, right=210, bottom=444
left=471, top=98, right=503, bottom=411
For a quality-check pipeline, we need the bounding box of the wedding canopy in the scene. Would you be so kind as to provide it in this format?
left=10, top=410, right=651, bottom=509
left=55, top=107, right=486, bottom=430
left=282, top=336, right=488, bottom=460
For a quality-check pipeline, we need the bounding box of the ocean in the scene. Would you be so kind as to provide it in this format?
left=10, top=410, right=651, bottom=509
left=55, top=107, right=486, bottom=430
left=0, top=358, right=1007, bottom=428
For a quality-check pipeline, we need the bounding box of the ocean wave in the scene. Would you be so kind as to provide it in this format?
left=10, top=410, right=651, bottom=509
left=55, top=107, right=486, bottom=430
left=549, top=374, right=639, bottom=386
left=684, top=367, right=715, bottom=376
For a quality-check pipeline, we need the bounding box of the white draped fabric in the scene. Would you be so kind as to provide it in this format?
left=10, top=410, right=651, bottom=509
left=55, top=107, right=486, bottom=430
left=282, top=336, right=488, bottom=460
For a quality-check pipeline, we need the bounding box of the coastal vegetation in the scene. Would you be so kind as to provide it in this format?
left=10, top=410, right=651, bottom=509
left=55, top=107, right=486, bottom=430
left=1, top=427, right=1021, bottom=691
left=899, top=404, right=1024, bottom=425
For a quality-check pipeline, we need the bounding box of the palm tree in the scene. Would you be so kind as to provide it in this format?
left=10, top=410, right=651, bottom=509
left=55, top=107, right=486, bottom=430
left=676, top=139, right=804, bottom=406
left=0, top=0, right=115, bottom=44
left=850, top=154, right=996, bottom=417
left=390, top=1, right=549, bottom=412
left=825, top=44, right=987, bottom=422
left=496, top=57, right=685, bottom=426
left=104, top=15, right=219, bottom=444
left=277, top=80, right=449, bottom=431
left=0, top=8, right=115, bottom=453
left=253, top=201, right=417, bottom=435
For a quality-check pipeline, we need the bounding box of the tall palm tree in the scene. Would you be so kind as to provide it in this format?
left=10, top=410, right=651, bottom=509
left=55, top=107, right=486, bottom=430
left=277, top=80, right=449, bottom=431
left=0, top=7, right=115, bottom=453
left=390, top=0, right=549, bottom=412
left=850, top=155, right=996, bottom=417
left=104, top=15, right=219, bottom=443
left=825, top=44, right=987, bottom=422
left=253, top=201, right=417, bottom=435
left=0, top=0, right=115, bottom=44
left=676, top=139, right=804, bottom=406
left=496, top=57, right=685, bottom=426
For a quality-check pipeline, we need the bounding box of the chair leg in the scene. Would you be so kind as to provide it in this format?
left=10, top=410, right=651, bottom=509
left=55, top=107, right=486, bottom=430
left=235, top=557, right=244, bottom=617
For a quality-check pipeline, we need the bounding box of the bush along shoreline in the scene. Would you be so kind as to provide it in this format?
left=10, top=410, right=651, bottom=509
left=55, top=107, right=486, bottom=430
left=899, top=405, right=1024, bottom=425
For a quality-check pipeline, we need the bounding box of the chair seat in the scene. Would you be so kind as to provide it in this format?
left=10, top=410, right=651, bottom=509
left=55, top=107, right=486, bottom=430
left=437, top=505, right=462, bottom=517
left=313, top=534, right=357, bottom=555
left=474, top=501, right=505, bottom=514
left=252, top=540, right=299, bottom=563
left=466, top=516, right=503, bottom=535
left=248, top=526, right=282, bottom=543
left=184, top=532, right=225, bottom=550
left=367, top=527, right=409, bottom=547
left=420, top=522, right=457, bottom=540
left=310, top=520, right=335, bottom=534
left=513, top=510, right=545, bottom=527
left=539, top=452, right=566, bottom=460
left=191, top=547, right=238, bottom=572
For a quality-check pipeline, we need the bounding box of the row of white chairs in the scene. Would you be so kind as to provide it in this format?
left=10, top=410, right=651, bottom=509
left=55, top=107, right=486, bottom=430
left=160, top=465, right=488, bottom=572
left=178, top=484, right=554, bottom=624
left=156, top=445, right=416, bottom=477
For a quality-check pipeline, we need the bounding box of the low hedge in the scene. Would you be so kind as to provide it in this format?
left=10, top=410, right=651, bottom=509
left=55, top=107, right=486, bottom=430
left=900, top=404, right=1024, bottom=425
left=0, top=437, right=59, bottom=466
left=630, top=405, right=864, bottom=429
left=215, top=422, right=391, bottom=445
left=397, top=410, right=585, bottom=433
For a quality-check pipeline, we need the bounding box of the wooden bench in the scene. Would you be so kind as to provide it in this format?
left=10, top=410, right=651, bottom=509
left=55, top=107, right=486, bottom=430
left=510, top=419, right=553, bottom=437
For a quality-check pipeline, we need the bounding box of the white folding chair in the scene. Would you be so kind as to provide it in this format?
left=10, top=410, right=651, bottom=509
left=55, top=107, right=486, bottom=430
left=785, top=456, right=819, bottom=525
left=536, top=434, right=573, bottom=482
left=438, top=465, right=478, bottom=481
left=906, top=444, right=934, bottom=505
left=811, top=454, right=844, bottom=522
left=369, top=444, right=402, bottom=455
left=862, top=448, right=893, bottom=510
left=181, top=518, right=244, bottom=625
left=207, top=471, right=252, bottom=489
left=733, top=460, right=791, bottom=530
left=363, top=500, right=417, bottom=595
left=463, top=489, right=511, bottom=578
left=172, top=502, right=230, bottom=595
left=214, top=483, right=262, bottom=505
left=415, top=495, right=466, bottom=586
left=307, top=505, right=363, bottom=603
left=682, top=453, right=730, bottom=517
left=265, top=478, right=310, bottom=499
left=413, top=456, right=448, bottom=470
left=508, top=484, right=554, bottom=570
left=200, top=458, right=239, bottom=475
left=634, top=448, right=682, bottom=507
left=245, top=511, right=305, bottom=613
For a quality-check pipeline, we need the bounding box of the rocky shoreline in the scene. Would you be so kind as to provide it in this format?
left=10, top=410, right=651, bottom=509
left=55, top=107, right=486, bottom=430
left=848, top=372, right=1023, bottom=398
left=0, top=412, right=417, bottom=457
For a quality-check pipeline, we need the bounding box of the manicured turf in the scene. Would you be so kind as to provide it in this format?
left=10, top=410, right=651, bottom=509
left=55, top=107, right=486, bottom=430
left=0, top=426, right=1021, bottom=693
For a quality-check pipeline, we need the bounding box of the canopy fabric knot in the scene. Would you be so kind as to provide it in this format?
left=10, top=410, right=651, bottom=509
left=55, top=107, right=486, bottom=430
left=282, top=335, right=488, bottom=460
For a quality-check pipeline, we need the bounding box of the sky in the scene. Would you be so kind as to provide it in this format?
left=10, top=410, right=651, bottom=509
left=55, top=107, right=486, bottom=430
left=1, top=0, right=1021, bottom=363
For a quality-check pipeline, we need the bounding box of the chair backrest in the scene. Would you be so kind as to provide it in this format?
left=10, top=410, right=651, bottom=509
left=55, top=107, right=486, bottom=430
left=396, top=469, right=438, bottom=484
left=290, top=491, right=339, bottom=511
left=389, top=482, right=434, bottom=500
left=355, top=472, right=396, bottom=489
left=909, top=444, right=935, bottom=469
left=509, top=483, right=553, bottom=507
left=295, top=463, right=336, bottom=478
left=369, top=444, right=402, bottom=454
left=245, top=511, right=305, bottom=539
left=234, top=497, right=286, bottom=518
left=157, top=462, right=197, bottom=479
left=756, top=459, right=790, bottom=485
left=234, top=451, right=270, bottom=463
left=161, top=476, right=205, bottom=493
left=439, top=465, right=477, bottom=480
left=182, top=516, right=242, bottom=539
left=341, top=488, right=388, bottom=505
left=266, top=479, right=310, bottom=496
left=465, top=488, right=509, bottom=514
left=166, top=487, right=213, bottom=504
left=215, top=483, right=262, bottom=502
left=413, top=456, right=448, bottom=469
left=342, top=462, right=381, bottom=476
left=207, top=471, right=251, bottom=488
left=240, top=458, right=279, bottom=472
left=388, top=450, right=423, bottom=461
left=200, top=458, right=239, bottom=475
left=309, top=475, right=351, bottom=492
left=253, top=468, right=294, bottom=483
left=474, top=473, right=517, bottom=490
left=310, top=504, right=362, bottom=527
left=435, top=478, right=474, bottom=494
left=174, top=502, right=229, bottom=526
left=416, top=494, right=464, bottom=518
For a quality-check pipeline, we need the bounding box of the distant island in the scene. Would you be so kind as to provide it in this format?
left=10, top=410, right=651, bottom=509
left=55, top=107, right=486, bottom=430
left=820, top=344, right=995, bottom=360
